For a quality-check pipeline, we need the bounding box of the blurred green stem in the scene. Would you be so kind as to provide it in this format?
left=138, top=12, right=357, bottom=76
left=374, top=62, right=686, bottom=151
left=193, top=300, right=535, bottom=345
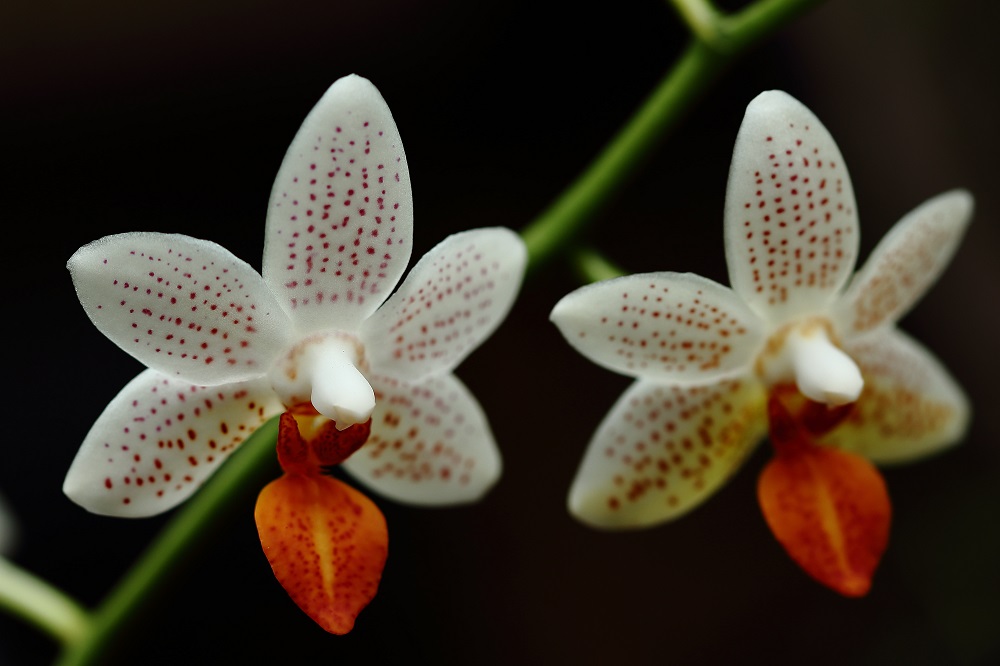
left=13, top=0, right=826, bottom=663
left=574, top=247, right=627, bottom=283
left=54, top=418, right=280, bottom=666
left=0, top=559, right=91, bottom=645
left=520, top=0, right=825, bottom=273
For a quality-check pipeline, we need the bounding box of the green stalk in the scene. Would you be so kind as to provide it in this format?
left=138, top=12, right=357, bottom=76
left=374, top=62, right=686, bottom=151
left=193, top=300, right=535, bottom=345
left=54, top=417, right=280, bottom=666
left=0, top=559, right=91, bottom=645
left=521, top=0, right=825, bottom=273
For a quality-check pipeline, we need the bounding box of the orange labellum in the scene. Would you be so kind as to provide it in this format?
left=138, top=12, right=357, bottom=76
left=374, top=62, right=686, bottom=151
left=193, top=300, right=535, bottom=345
left=255, top=472, right=389, bottom=634
left=758, top=396, right=891, bottom=597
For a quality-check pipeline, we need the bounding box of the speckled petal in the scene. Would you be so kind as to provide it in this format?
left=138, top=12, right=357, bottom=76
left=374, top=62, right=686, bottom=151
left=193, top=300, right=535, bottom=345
left=255, top=473, right=387, bottom=635
left=361, top=228, right=526, bottom=381
left=759, top=397, right=890, bottom=597
left=63, top=370, right=283, bottom=517
left=341, top=373, right=501, bottom=506
left=833, top=190, right=973, bottom=337
left=550, top=272, right=765, bottom=383
left=568, top=376, right=768, bottom=529
left=724, top=90, right=858, bottom=324
left=69, top=232, right=293, bottom=385
left=821, top=328, right=969, bottom=464
left=263, top=74, right=412, bottom=334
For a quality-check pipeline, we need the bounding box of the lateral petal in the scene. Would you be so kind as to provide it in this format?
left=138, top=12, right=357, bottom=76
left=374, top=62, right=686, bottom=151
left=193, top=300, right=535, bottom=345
left=255, top=473, right=388, bottom=635
left=821, top=328, right=970, bottom=464
left=263, top=74, right=413, bottom=334
left=341, top=373, right=501, bottom=506
left=63, top=369, right=283, bottom=517
left=834, top=189, right=973, bottom=337
left=362, top=227, right=526, bottom=381
left=550, top=272, right=765, bottom=384
left=69, top=232, right=293, bottom=385
left=724, top=90, right=859, bottom=324
left=568, top=376, right=768, bottom=529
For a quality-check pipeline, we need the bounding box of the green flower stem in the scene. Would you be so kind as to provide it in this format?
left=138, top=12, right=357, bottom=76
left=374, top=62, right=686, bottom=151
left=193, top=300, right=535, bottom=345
left=669, top=0, right=723, bottom=45
left=520, top=0, right=825, bottom=274
left=54, top=417, right=281, bottom=666
left=0, top=559, right=91, bottom=645
left=574, top=247, right=627, bottom=284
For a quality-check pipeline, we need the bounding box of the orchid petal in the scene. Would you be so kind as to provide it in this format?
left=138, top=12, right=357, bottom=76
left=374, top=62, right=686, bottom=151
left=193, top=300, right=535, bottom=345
left=256, top=473, right=387, bottom=635
left=69, top=232, right=293, bottom=386
left=568, top=376, right=768, bottom=529
left=821, top=328, right=969, bottom=464
left=834, top=189, right=973, bottom=337
left=361, top=228, right=526, bottom=381
left=341, top=373, right=501, bottom=506
left=263, top=74, right=413, bottom=334
left=724, top=90, right=858, bottom=324
left=63, top=370, right=283, bottom=517
left=759, top=397, right=890, bottom=597
left=550, top=273, right=766, bottom=384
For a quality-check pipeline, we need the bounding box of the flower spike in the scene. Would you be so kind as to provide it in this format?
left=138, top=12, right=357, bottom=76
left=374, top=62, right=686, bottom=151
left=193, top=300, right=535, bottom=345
left=552, top=88, right=971, bottom=596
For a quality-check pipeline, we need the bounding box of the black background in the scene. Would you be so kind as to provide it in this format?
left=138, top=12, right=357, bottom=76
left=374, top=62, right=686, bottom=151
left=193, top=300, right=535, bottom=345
left=2, top=0, right=999, bottom=664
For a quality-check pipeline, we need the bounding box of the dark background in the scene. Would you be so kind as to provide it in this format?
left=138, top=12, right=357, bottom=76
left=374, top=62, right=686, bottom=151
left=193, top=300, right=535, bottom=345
left=2, top=0, right=998, bottom=663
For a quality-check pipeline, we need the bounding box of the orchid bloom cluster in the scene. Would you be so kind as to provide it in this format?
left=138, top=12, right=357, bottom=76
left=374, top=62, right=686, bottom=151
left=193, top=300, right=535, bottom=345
left=551, top=90, right=971, bottom=596
left=66, top=75, right=526, bottom=633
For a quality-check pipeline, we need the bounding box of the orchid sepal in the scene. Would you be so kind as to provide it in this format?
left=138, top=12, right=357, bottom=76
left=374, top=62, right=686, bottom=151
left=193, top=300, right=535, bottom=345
left=68, top=232, right=294, bottom=386
left=263, top=74, right=413, bottom=335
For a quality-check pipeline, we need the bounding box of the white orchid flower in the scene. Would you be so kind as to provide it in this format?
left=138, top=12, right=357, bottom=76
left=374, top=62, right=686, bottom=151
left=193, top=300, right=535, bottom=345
left=551, top=90, right=970, bottom=595
left=65, top=74, right=526, bottom=520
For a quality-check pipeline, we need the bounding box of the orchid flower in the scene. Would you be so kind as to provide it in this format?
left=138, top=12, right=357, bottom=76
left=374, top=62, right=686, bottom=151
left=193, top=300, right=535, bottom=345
left=550, top=90, right=971, bottom=596
left=65, top=74, right=526, bottom=632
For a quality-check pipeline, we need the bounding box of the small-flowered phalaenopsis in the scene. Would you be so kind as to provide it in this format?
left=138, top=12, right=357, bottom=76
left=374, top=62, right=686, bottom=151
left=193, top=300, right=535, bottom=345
left=66, top=74, right=526, bottom=632
left=550, top=90, right=971, bottom=596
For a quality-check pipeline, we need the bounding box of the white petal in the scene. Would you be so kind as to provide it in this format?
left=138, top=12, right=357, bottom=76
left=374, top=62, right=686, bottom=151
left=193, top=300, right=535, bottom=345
left=821, top=327, right=969, bottom=464
left=724, top=90, right=859, bottom=324
left=64, top=369, right=284, bottom=517
left=834, top=189, right=973, bottom=337
left=550, top=272, right=765, bottom=383
left=341, top=373, right=501, bottom=506
left=361, top=228, right=526, bottom=381
left=69, top=232, right=293, bottom=386
left=263, top=74, right=413, bottom=334
left=569, top=376, right=768, bottom=529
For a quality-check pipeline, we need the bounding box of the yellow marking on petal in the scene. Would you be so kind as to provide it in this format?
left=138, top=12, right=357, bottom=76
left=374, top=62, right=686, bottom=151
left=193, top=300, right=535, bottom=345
left=823, top=331, right=969, bottom=464
left=255, top=473, right=388, bottom=634
left=276, top=411, right=372, bottom=475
